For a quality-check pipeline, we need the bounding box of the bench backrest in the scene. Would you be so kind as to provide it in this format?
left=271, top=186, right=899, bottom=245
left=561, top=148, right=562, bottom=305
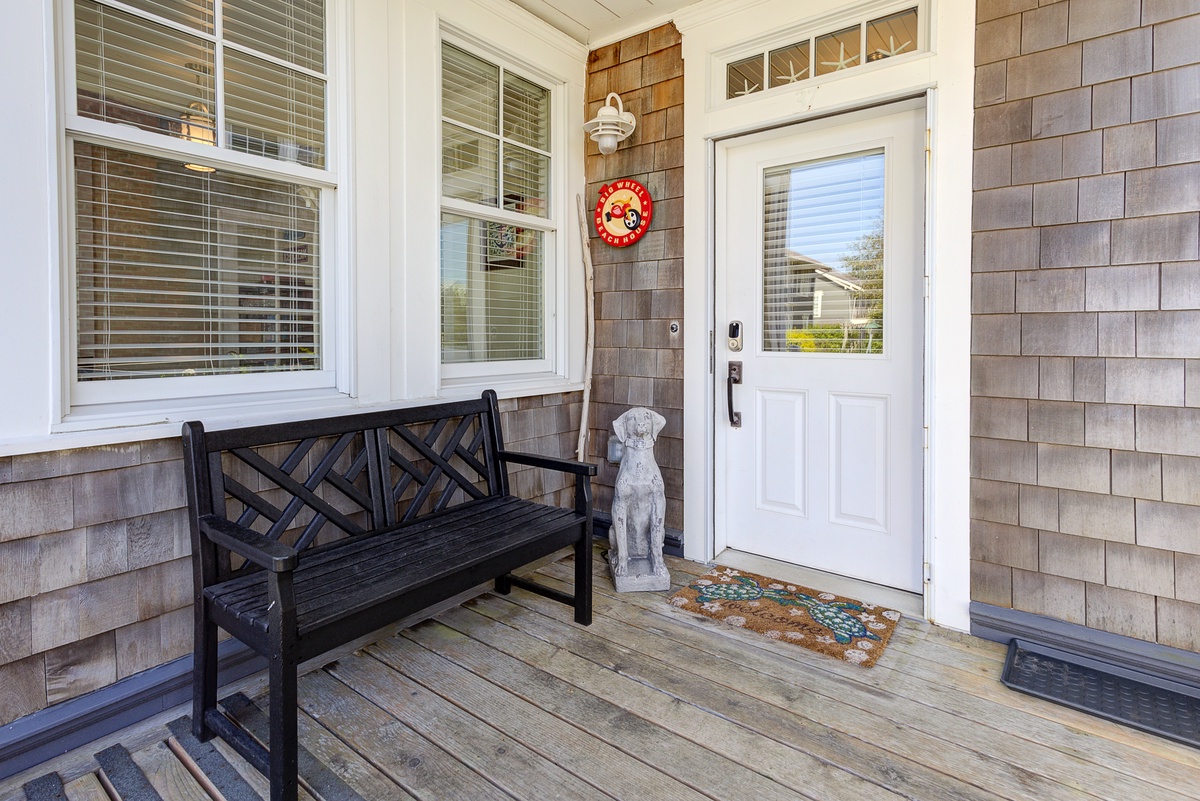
left=182, top=391, right=509, bottom=583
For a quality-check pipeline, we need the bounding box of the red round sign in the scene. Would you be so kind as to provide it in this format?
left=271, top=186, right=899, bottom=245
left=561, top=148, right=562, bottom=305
left=594, top=179, right=653, bottom=247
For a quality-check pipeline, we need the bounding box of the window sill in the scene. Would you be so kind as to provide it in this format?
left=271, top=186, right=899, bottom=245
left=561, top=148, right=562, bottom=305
left=438, top=371, right=585, bottom=403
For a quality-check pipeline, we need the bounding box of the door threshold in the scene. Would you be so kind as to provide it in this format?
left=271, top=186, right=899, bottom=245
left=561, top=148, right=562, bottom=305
left=714, top=549, right=924, bottom=619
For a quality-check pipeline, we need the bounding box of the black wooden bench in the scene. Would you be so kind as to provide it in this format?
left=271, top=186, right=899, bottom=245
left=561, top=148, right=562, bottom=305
left=181, top=390, right=594, bottom=801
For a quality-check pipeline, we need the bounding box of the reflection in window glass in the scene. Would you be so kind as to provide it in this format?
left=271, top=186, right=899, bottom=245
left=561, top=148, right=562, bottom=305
left=441, top=213, right=543, bottom=364
left=726, top=54, right=765, bottom=99
left=815, top=26, right=862, bottom=76
left=762, top=150, right=885, bottom=355
left=867, top=8, right=918, bottom=63
left=225, top=50, right=326, bottom=168
left=76, top=0, right=214, bottom=140
left=769, top=42, right=811, bottom=88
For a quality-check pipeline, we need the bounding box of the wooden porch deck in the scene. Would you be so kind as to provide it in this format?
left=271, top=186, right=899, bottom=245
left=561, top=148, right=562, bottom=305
left=7, top=549, right=1200, bottom=801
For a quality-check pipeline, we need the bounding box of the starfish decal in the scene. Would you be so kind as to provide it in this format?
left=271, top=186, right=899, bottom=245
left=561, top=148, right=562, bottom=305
left=874, top=35, right=912, bottom=59
left=820, top=41, right=860, bottom=71
left=776, top=60, right=809, bottom=84
left=733, top=78, right=760, bottom=97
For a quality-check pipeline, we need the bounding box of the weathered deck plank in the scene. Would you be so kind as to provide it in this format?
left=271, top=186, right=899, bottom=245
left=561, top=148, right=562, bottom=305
left=62, top=774, right=109, bottom=801
left=433, top=603, right=908, bottom=801
left=6, top=548, right=1200, bottom=801
left=326, top=652, right=615, bottom=800
left=297, top=669, right=515, bottom=801
left=541, top=557, right=1200, bottom=800
left=398, top=620, right=813, bottom=801
left=543, top=558, right=1200, bottom=800
left=367, top=635, right=725, bottom=801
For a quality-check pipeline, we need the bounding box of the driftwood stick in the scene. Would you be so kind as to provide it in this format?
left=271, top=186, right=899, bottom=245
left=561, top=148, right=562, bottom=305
left=576, top=194, right=596, bottom=462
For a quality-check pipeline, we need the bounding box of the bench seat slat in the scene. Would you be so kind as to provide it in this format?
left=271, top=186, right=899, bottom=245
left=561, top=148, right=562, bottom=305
left=205, top=496, right=583, bottom=640
left=207, top=495, right=555, bottom=607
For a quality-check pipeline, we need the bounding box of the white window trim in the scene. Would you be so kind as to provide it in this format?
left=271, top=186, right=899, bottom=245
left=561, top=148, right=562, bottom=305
left=55, top=0, right=353, bottom=429
left=435, top=26, right=572, bottom=392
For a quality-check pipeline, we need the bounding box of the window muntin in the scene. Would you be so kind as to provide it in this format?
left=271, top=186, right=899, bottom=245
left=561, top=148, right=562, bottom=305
left=440, top=42, right=553, bottom=368
left=68, top=0, right=331, bottom=391
left=725, top=6, right=920, bottom=100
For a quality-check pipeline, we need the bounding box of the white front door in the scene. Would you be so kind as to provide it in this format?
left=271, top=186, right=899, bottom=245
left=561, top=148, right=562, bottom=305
left=715, top=102, right=926, bottom=593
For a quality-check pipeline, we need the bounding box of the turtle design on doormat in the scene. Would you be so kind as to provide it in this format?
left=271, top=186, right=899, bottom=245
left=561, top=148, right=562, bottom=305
left=688, top=575, right=882, bottom=645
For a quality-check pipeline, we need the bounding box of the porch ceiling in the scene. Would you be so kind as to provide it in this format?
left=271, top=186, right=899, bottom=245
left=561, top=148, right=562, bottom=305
left=507, top=0, right=701, bottom=44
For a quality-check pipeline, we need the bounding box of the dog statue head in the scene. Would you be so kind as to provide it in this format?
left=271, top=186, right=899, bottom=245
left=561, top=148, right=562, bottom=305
left=613, top=407, right=666, bottom=450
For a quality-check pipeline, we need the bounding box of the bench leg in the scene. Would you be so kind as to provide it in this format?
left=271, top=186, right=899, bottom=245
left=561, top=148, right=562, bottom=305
left=573, top=528, right=593, bottom=626
left=268, top=652, right=300, bottom=801
left=495, top=574, right=512, bottom=594
left=193, top=610, right=218, bottom=741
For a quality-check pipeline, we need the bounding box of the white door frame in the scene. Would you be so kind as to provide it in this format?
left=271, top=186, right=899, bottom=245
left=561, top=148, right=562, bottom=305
left=676, top=1, right=975, bottom=632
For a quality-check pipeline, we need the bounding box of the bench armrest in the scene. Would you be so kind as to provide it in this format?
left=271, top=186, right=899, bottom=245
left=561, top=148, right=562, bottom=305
left=497, top=450, right=597, bottom=476
left=199, top=515, right=299, bottom=573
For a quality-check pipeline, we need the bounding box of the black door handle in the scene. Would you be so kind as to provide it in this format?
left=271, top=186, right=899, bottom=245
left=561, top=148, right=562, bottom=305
left=727, top=361, right=742, bottom=428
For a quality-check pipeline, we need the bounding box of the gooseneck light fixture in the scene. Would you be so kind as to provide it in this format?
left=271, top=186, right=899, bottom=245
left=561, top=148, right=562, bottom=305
left=583, top=92, right=636, bottom=155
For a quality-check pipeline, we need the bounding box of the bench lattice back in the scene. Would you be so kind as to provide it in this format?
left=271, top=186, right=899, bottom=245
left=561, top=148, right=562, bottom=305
left=187, top=396, right=506, bottom=582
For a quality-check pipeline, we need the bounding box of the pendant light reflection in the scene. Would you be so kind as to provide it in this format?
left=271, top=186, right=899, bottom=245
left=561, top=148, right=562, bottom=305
left=180, top=101, right=216, bottom=172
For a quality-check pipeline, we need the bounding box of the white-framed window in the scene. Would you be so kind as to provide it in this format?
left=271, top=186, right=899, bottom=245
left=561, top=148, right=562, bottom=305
left=439, top=39, right=557, bottom=380
left=63, top=0, right=339, bottom=411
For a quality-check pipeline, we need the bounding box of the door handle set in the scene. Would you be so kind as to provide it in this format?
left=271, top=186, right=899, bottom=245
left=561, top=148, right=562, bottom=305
left=727, top=361, right=742, bottom=428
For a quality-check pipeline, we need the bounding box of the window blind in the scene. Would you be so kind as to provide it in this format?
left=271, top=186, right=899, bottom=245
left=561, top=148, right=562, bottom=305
left=223, top=0, right=325, bottom=73
left=440, top=42, right=552, bottom=366
left=75, top=144, right=321, bottom=379
left=76, top=0, right=215, bottom=141
left=440, top=213, right=543, bottom=364
left=75, top=0, right=326, bottom=168
left=762, top=150, right=885, bottom=354
left=71, top=0, right=329, bottom=385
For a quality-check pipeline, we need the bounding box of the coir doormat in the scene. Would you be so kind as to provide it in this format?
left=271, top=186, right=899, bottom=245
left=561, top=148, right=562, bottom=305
left=669, top=567, right=902, bottom=667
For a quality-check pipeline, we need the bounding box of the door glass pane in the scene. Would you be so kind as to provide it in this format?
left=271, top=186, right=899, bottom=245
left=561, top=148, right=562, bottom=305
left=762, top=149, right=884, bottom=355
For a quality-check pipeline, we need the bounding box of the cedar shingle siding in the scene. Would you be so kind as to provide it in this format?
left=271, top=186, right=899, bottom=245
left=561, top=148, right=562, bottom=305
left=584, top=24, right=685, bottom=530
left=970, top=0, right=1200, bottom=648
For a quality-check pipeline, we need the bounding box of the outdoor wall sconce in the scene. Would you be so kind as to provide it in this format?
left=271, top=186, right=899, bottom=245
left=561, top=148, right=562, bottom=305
left=583, top=92, right=636, bottom=155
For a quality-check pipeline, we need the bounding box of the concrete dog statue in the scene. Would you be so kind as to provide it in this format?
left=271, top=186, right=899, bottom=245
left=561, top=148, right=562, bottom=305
left=609, top=407, right=671, bottom=592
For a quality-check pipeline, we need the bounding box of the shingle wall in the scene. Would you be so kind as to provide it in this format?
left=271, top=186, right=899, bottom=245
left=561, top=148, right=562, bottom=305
left=971, top=0, right=1200, bottom=649
left=584, top=23, right=685, bottom=529
left=0, top=393, right=580, bottom=726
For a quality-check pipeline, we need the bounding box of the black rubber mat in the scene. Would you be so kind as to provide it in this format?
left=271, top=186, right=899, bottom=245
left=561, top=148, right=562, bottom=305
left=1002, top=639, right=1200, bottom=748
left=95, top=744, right=164, bottom=801
left=167, top=716, right=263, bottom=801
left=21, top=773, right=66, bottom=801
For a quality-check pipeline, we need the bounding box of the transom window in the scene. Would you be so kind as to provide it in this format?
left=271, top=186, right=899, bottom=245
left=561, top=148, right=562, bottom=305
left=726, top=6, right=920, bottom=100
left=440, top=42, right=554, bottom=370
left=67, top=0, right=333, bottom=391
